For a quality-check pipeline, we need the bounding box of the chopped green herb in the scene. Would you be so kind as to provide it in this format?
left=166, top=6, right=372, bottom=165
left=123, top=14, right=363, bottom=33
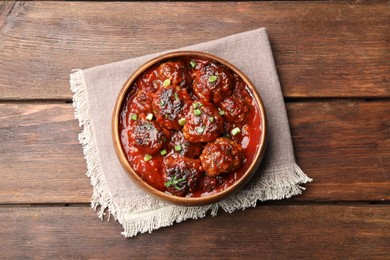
left=165, top=175, right=186, bottom=190
left=163, top=79, right=171, bottom=87
left=218, top=110, right=225, bottom=116
left=160, top=149, right=167, bottom=156
left=208, top=75, right=218, bottom=83
left=178, top=118, right=186, bottom=126
left=231, top=127, right=241, bottom=136
left=174, top=92, right=180, bottom=101
left=146, top=113, right=153, bottom=120
left=131, top=114, right=137, bottom=121
left=144, top=154, right=152, bottom=161
left=194, top=109, right=202, bottom=116
left=190, top=60, right=197, bottom=68
left=193, top=102, right=199, bottom=109
left=196, top=126, right=204, bottom=133
left=174, top=145, right=182, bottom=152
left=209, top=116, right=214, bottom=122
left=160, top=100, right=165, bottom=106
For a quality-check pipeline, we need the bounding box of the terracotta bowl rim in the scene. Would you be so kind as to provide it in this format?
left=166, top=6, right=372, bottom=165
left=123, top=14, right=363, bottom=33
left=112, top=50, right=267, bottom=206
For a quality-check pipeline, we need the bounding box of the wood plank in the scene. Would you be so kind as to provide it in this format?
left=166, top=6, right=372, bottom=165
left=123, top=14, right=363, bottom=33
left=0, top=104, right=90, bottom=204
left=0, top=101, right=389, bottom=204
left=0, top=1, right=388, bottom=100
left=0, top=205, right=389, bottom=258
left=288, top=101, right=390, bottom=201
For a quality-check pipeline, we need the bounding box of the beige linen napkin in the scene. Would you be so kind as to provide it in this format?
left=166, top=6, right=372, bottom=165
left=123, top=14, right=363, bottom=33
left=70, top=28, right=312, bottom=237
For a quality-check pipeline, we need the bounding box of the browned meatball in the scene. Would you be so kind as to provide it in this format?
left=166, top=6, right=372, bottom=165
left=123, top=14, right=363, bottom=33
left=136, top=66, right=162, bottom=93
left=157, top=61, right=190, bottom=88
left=219, top=76, right=253, bottom=124
left=131, top=155, right=165, bottom=191
left=152, top=86, right=191, bottom=130
left=192, top=61, right=233, bottom=103
left=127, top=114, right=169, bottom=155
left=128, top=90, right=154, bottom=115
left=163, top=155, right=204, bottom=197
left=182, top=101, right=223, bottom=143
left=202, top=174, right=229, bottom=193
left=200, top=137, right=245, bottom=177
left=218, top=89, right=251, bottom=124
left=168, top=130, right=203, bottom=159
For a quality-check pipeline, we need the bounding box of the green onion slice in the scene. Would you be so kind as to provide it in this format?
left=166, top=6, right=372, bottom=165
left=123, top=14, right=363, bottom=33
left=194, top=109, right=202, bottom=116
left=163, top=79, right=171, bottom=87
left=131, top=114, right=137, bottom=121
left=178, top=118, right=186, bottom=126
left=209, top=116, right=214, bottom=122
left=146, top=113, right=153, bottom=120
left=190, top=60, right=197, bottom=68
left=231, top=127, right=241, bottom=136
left=208, top=75, right=218, bottom=83
left=174, top=145, right=182, bottom=151
left=160, top=149, right=167, bottom=156
left=218, top=110, right=225, bottom=116
left=144, top=154, right=152, bottom=161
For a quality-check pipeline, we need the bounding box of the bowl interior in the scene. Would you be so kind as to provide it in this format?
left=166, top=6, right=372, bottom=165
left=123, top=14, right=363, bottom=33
left=112, top=51, right=267, bottom=206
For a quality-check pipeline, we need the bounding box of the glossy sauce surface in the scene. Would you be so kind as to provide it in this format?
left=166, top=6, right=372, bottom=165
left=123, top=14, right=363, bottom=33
left=119, top=56, right=262, bottom=197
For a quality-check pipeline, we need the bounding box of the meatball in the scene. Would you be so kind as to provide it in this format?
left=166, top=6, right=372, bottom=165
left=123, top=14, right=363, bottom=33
left=131, top=155, right=165, bottom=191
left=200, top=137, right=245, bottom=177
left=182, top=101, right=223, bottom=143
left=157, top=61, right=190, bottom=88
left=136, top=66, right=162, bottom=93
left=218, top=92, right=251, bottom=124
left=192, top=61, right=233, bottom=103
left=163, top=155, right=204, bottom=197
left=127, top=114, right=169, bottom=155
left=168, top=130, right=203, bottom=159
left=128, top=90, right=154, bottom=115
left=218, top=76, right=252, bottom=124
left=152, top=86, right=191, bottom=130
left=202, top=174, right=229, bottom=193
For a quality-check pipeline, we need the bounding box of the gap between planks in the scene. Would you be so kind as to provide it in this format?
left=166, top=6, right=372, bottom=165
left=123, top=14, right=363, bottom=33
left=0, top=200, right=389, bottom=209
left=0, top=97, right=389, bottom=104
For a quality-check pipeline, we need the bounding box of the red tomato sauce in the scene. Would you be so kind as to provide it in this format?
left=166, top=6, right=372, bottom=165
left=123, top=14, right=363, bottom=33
left=119, top=56, right=262, bottom=197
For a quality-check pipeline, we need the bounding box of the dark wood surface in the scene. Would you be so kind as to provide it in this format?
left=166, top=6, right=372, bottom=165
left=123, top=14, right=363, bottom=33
left=1, top=205, right=389, bottom=259
left=1, top=1, right=389, bottom=100
left=1, top=1, right=389, bottom=259
left=1, top=102, right=389, bottom=204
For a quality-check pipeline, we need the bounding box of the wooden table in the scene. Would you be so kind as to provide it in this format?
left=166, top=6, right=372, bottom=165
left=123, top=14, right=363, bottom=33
left=1, top=1, right=389, bottom=258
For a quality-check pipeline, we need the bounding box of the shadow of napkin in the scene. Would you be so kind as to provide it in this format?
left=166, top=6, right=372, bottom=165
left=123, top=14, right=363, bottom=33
left=70, top=28, right=312, bottom=237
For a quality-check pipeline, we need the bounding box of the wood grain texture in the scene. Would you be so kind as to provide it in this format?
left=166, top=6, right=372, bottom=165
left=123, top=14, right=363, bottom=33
left=0, top=101, right=388, bottom=204
left=0, top=205, right=389, bottom=259
left=0, top=104, right=90, bottom=204
left=289, top=101, right=390, bottom=201
left=0, top=1, right=388, bottom=100
left=0, top=2, right=15, bottom=29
